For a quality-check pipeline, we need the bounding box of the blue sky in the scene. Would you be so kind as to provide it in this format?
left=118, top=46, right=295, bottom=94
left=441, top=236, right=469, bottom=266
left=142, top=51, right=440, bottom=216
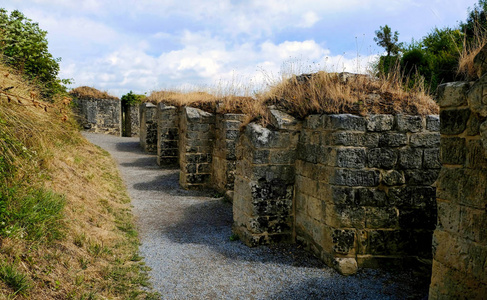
left=2, top=0, right=480, bottom=97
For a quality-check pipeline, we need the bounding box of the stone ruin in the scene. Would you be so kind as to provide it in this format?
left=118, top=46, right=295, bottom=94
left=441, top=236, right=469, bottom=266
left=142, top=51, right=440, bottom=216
left=72, top=96, right=122, bottom=136
left=139, top=102, right=441, bottom=276
left=78, top=71, right=485, bottom=297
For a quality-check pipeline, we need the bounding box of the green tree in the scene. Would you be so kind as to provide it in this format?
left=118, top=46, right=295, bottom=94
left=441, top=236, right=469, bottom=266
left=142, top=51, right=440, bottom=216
left=374, top=25, right=402, bottom=57
left=461, top=0, right=487, bottom=45
left=0, top=8, right=69, bottom=97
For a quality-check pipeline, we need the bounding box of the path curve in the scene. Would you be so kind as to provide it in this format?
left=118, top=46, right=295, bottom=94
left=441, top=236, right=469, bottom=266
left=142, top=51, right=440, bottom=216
left=84, top=133, right=428, bottom=300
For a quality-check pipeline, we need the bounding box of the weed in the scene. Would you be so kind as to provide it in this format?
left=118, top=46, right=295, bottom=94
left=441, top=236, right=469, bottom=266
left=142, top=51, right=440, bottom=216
left=0, top=261, right=31, bottom=296
left=229, top=233, right=240, bottom=241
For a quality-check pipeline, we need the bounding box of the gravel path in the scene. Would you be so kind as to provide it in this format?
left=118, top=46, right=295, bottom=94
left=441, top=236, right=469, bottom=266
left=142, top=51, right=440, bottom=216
left=84, top=132, right=429, bottom=300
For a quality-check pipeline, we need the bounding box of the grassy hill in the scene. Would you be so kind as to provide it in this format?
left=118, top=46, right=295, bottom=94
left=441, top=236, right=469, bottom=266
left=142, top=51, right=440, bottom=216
left=0, top=61, right=157, bottom=298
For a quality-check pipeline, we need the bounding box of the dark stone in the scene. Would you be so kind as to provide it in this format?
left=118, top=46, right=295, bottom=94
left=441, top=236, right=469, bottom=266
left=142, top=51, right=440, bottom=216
left=409, top=133, right=440, bottom=148
left=381, top=170, right=405, bottom=186
left=426, top=115, right=440, bottom=132
left=335, top=148, right=367, bottom=168
left=186, top=164, right=197, bottom=173
left=367, top=148, right=398, bottom=169
left=440, top=137, right=466, bottom=165
left=467, top=139, right=487, bottom=169
left=252, top=150, right=270, bottom=164
left=467, top=113, right=481, bottom=136
left=331, top=186, right=355, bottom=206
left=396, top=115, right=424, bottom=132
left=226, top=130, right=240, bottom=140
left=398, top=207, right=437, bottom=230
left=365, top=207, right=398, bottom=228
left=423, top=149, right=442, bottom=169
left=388, top=186, right=436, bottom=208
left=404, top=169, right=440, bottom=186
left=440, top=108, right=470, bottom=135
left=355, top=188, right=387, bottom=206
left=186, top=174, right=210, bottom=184
left=398, top=148, right=423, bottom=169
left=329, top=132, right=379, bottom=147
left=333, top=169, right=380, bottom=187
left=379, top=133, right=408, bottom=147
left=332, top=229, right=355, bottom=254
left=323, top=114, right=366, bottom=131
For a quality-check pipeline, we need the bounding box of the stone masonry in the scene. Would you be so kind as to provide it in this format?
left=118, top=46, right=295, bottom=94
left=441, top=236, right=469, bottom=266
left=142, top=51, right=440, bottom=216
left=157, top=103, right=179, bottom=166
left=211, top=113, right=246, bottom=200
left=179, top=107, right=215, bottom=189
left=139, top=102, right=158, bottom=153
left=294, top=113, right=440, bottom=275
left=429, top=79, right=487, bottom=299
left=73, top=97, right=121, bottom=136
left=233, top=110, right=301, bottom=246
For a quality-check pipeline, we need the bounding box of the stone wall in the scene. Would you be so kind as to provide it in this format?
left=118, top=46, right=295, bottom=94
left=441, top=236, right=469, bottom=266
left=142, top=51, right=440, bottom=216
left=294, top=113, right=440, bottom=274
left=122, top=104, right=140, bottom=137
left=211, top=113, right=246, bottom=199
left=73, top=97, right=121, bottom=136
left=139, top=102, right=157, bottom=153
left=233, top=110, right=301, bottom=246
left=157, top=103, right=179, bottom=166
left=178, top=107, right=215, bottom=189
left=429, top=80, right=487, bottom=298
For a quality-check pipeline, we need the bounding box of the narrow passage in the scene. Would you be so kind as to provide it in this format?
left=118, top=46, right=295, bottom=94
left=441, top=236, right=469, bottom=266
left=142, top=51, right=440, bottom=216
left=84, top=132, right=428, bottom=300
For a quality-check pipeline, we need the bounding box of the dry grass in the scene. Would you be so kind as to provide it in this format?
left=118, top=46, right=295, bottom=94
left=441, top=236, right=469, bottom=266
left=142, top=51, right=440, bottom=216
left=458, top=19, right=487, bottom=80
left=70, top=86, right=119, bottom=100
left=0, top=61, right=155, bottom=298
left=263, top=71, right=438, bottom=119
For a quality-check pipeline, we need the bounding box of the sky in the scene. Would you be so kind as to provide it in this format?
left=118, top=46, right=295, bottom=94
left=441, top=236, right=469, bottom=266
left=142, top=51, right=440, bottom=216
left=1, top=0, right=480, bottom=97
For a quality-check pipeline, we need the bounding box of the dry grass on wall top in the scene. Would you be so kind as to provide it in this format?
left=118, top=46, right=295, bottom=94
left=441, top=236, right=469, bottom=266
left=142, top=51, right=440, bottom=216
left=146, top=71, right=438, bottom=127
left=70, top=86, right=119, bottom=100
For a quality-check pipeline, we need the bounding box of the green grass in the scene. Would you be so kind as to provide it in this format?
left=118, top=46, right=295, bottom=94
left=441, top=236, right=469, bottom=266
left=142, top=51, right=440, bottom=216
left=0, top=261, right=31, bottom=296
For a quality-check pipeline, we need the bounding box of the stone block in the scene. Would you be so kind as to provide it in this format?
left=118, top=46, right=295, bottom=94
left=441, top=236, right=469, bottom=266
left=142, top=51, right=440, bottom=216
left=466, top=139, right=487, bottom=169
left=396, top=115, right=423, bottom=132
left=378, top=132, right=408, bottom=147
left=355, top=188, right=387, bottom=206
left=388, top=186, right=436, bottom=208
left=436, top=81, right=469, bottom=108
left=440, top=108, right=470, bottom=135
left=398, top=148, right=423, bottom=169
left=366, top=114, right=394, bottom=132
left=467, top=113, right=481, bottom=136
left=331, top=229, right=356, bottom=255
left=381, top=170, right=406, bottom=186
left=367, top=148, right=398, bottom=169
left=467, top=74, right=487, bottom=117
left=334, top=257, right=358, bottom=275
left=459, top=206, right=487, bottom=243
left=365, top=207, right=398, bottom=229
left=436, top=200, right=461, bottom=234
left=332, top=169, right=380, bottom=187
left=269, top=149, right=296, bottom=165
left=458, top=169, right=487, bottom=209
left=252, top=150, right=270, bottom=164
left=404, top=169, right=440, bottom=186
left=410, top=133, right=440, bottom=148
left=329, top=186, right=355, bottom=206
left=426, top=115, right=440, bottom=132
left=326, top=205, right=365, bottom=228
left=440, top=137, right=466, bottom=165
left=436, top=167, right=462, bottom=201
left=424, top=148, right=441, bottom=169
left=335, top=148, right=367, bottom=168
left=304, top=114, right=322, bottom=129
left=269, top=109, right=301, bottom=130
left=249, top=215, right=293, bottom=234
left=328, top=132, right=379, bottom=147
left=323, top=114, right=366, bottom=131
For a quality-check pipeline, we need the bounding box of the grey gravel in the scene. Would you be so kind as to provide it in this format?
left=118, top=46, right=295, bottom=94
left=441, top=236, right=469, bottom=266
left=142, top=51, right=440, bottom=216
left=83, top=132, right=429, bottom=300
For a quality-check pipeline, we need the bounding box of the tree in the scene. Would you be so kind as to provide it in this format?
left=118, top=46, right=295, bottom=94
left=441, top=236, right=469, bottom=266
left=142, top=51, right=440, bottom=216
left=461, top=0, right=487, bottom=46
left=0, top=8, right=69, bottom=97
left=374, top=25, right=402, bottom=57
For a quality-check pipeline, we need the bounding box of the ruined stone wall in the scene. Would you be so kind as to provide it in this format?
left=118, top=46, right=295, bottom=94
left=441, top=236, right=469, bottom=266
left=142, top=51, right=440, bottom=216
left=73, top=97, right=121, bottom=136
left=429, top=81, right=487, bottom=299
left=294, top=113, right=440, bottom=274
left=211, top=114, right=245, bottom=199
left=157, top=103, right=179, bottom=166
left=233, top=110, right=301, bottom=246
left=139, top=102, right=157, bottom=153
left=178, top=107, right=215, bottom=189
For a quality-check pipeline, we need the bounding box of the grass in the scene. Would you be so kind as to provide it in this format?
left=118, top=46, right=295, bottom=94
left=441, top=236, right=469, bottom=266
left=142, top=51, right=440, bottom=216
left=70, top=86, right=119, bottom=100
left=0, top=59, right=158, bottom=298
left=458, top=17, right=487, bottom=80
left=145, top=66, right=438, bottom=128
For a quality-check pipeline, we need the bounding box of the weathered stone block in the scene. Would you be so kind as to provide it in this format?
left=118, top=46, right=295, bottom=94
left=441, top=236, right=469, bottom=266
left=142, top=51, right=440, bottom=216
left=269, top=150, right=296, bottom=165
left=367, top=148, right=398, bottom=169
left=304, top=114, right=322, bottom=129
left=333, top=169, right=380, bottom=187
left=329, top=186, right=355, bottom=206
left=436, top=167, right=462, bottom=201
left=381, top=170, right=406, bottom=186
left=440, top=108, right=470, bottom=135
left=323, top=114, right=366, bottom=131
left=424, top=148, right=442, bottom=169
left=398, top=148, right=423, bottom=169
left=440, top=137, right=466, bottom=165
left=436, top=200, right=461, bottom=234
left=328, top=132, right=379, bottom=147
left=389, top=186, right=436, bottom=208
left=410, top=133, right=440, bottom=148
left=437, top=81, right=469, bottom=107
left=335, top=148, right=367, bottom=168
left=404, top=169, right=440, bottom=186
left=332, top=229, right=356, bottom=254
left=396, top=115, right=423, bottom=132
left=467, top=74, right=487, bottom=117
left=269, top=109, right=301, bottom=130
left=426, top=115, right=440, bottom=132
left=466, top=139, right=487, bottom=169
left=366, top=114, right=394, bottom=132
left=379, top=132, right=408, bottom=147
left=467, top=113, right=481, bottom=136
left=365, top=207, right=398, bottom=229
left=326, top=205, right=365, bottom=228
left=355, top=188, right=387, bottom=207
